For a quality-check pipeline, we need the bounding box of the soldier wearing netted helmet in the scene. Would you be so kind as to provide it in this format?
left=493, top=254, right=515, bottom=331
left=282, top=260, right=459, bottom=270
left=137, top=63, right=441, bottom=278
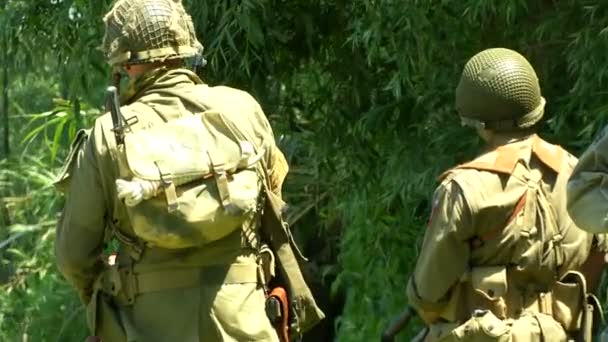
left=406, top=48, right=605, bottom=341
left=54, top=0, right=324, bottom=341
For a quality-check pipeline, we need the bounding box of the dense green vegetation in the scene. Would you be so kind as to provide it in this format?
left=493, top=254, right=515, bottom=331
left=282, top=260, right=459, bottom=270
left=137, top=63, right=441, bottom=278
left=2, top=1, right=608, bottom=341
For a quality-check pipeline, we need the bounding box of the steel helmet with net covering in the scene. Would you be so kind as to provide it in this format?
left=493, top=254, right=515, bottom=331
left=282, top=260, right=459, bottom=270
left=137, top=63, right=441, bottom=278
left=102, top=0, right=203, bottom=66
left=455, top=48, right=545, bottom=131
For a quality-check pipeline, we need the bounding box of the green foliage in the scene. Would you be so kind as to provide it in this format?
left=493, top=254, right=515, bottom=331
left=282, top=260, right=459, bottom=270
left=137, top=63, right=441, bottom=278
left=2, top=0, right=608, bottom=341
left=21, top=99, right=99, bottom=161
left=332, top=1, right=608, bottom=340
left=0, top=156, right=86, bottom=341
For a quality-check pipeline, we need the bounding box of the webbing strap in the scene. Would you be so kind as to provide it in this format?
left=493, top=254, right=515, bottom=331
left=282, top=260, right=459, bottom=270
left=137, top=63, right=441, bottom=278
left=507, top=290, right=553, bottom=317
left=532, top=136, right=564, bottom=174
left=104, top=263, right=261, bottom=305
left=472, top=193, right=527, bottom=248
left=207, top=150, right=232, bottom=209
left=532, top=174, right=565, bottom=267
left=153, top=160, right=179, bottom=212
left=134, top=263, right=259, bottom=294
left=113, top=225, right=145, bottom=261
left=162, top=181, right=178, bottom=212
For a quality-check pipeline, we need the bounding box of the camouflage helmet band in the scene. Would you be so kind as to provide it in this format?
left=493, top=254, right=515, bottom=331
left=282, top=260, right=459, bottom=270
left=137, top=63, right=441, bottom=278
left=108, top=45, right=200, bottom=66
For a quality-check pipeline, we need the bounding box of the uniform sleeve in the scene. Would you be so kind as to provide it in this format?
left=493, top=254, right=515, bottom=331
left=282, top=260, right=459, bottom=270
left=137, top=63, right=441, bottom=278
left=55, top=124, right=109, bottom=303
left=554, top=155, right=595, bottom=274
left=556, top=208, right=595, bottom=275
left=567, top=127, right=608, bottom=233
left=559, top=150, right=607, bottom=292
left=406, top=180, right=474, bottom=322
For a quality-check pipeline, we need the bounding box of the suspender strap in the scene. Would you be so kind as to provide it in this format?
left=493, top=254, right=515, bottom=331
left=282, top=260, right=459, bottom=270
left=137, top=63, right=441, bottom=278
left=471, top=193, right=527, bottom=248
left=103, top=263, right=261, bottom=305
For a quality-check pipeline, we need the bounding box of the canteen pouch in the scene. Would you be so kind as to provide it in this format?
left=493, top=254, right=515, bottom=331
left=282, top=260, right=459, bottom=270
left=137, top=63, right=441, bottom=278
left=438, top=310, right=511, bottom=342
left=552, top=271, right=586, bottom=332
left=469, top=266, right=509, bottom=319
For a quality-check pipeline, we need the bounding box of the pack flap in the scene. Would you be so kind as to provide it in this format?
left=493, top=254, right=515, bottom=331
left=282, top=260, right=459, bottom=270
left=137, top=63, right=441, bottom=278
left=124, top=112, right=249, bottom=181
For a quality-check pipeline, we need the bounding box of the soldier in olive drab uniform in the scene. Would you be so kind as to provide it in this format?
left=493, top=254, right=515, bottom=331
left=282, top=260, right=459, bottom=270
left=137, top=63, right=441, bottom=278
left=566, top=68, right=608, bottom=342
left=407, top=48, right=605, bottom=341
left=567, top=123, right=608, bottom=233
left=54, top=0, right=323, bottom=341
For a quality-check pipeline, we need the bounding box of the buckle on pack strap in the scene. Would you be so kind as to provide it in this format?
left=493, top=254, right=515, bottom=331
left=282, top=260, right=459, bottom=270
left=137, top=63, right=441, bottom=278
left=153, top=161, right=179, bottom=212
left=207, top=150, right=232, bottom=210
left=163, top=182, right=178, bottom=212
left=215, top=168, right=231, bottom=208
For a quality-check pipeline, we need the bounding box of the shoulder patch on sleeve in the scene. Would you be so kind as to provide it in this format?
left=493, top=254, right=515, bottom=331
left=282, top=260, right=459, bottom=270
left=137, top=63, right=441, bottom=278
left=53, top=129, right=90, bottom=193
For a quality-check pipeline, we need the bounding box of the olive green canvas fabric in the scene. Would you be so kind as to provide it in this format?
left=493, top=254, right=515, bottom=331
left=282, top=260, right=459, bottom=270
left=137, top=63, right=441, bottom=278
left=407, top=135, right=598, bottom=341
left=55, top=68, right=287, bottom=341
left=567, top=126, right=608, bottom=234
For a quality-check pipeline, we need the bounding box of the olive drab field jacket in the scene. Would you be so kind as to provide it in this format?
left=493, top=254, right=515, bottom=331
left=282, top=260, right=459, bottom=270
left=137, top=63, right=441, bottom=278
left=54, top=68, right=323, bottom=341
left=568, top=126, right=608, bottom=233
left=407, top=134, right=603, bottom=342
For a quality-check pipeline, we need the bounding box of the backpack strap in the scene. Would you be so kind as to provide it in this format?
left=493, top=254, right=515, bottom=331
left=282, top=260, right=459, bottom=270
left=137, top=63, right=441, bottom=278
left=439, top=143, right=521, bottom=181
left=437, top=143, right=525, bottom=247
left=531, top=135, right=565, bottom=174
left=449, top=137, right=566, bottom=249
left=471, top=193, right=527, bottom=248
left=467, top=138, right=568, bottom=270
